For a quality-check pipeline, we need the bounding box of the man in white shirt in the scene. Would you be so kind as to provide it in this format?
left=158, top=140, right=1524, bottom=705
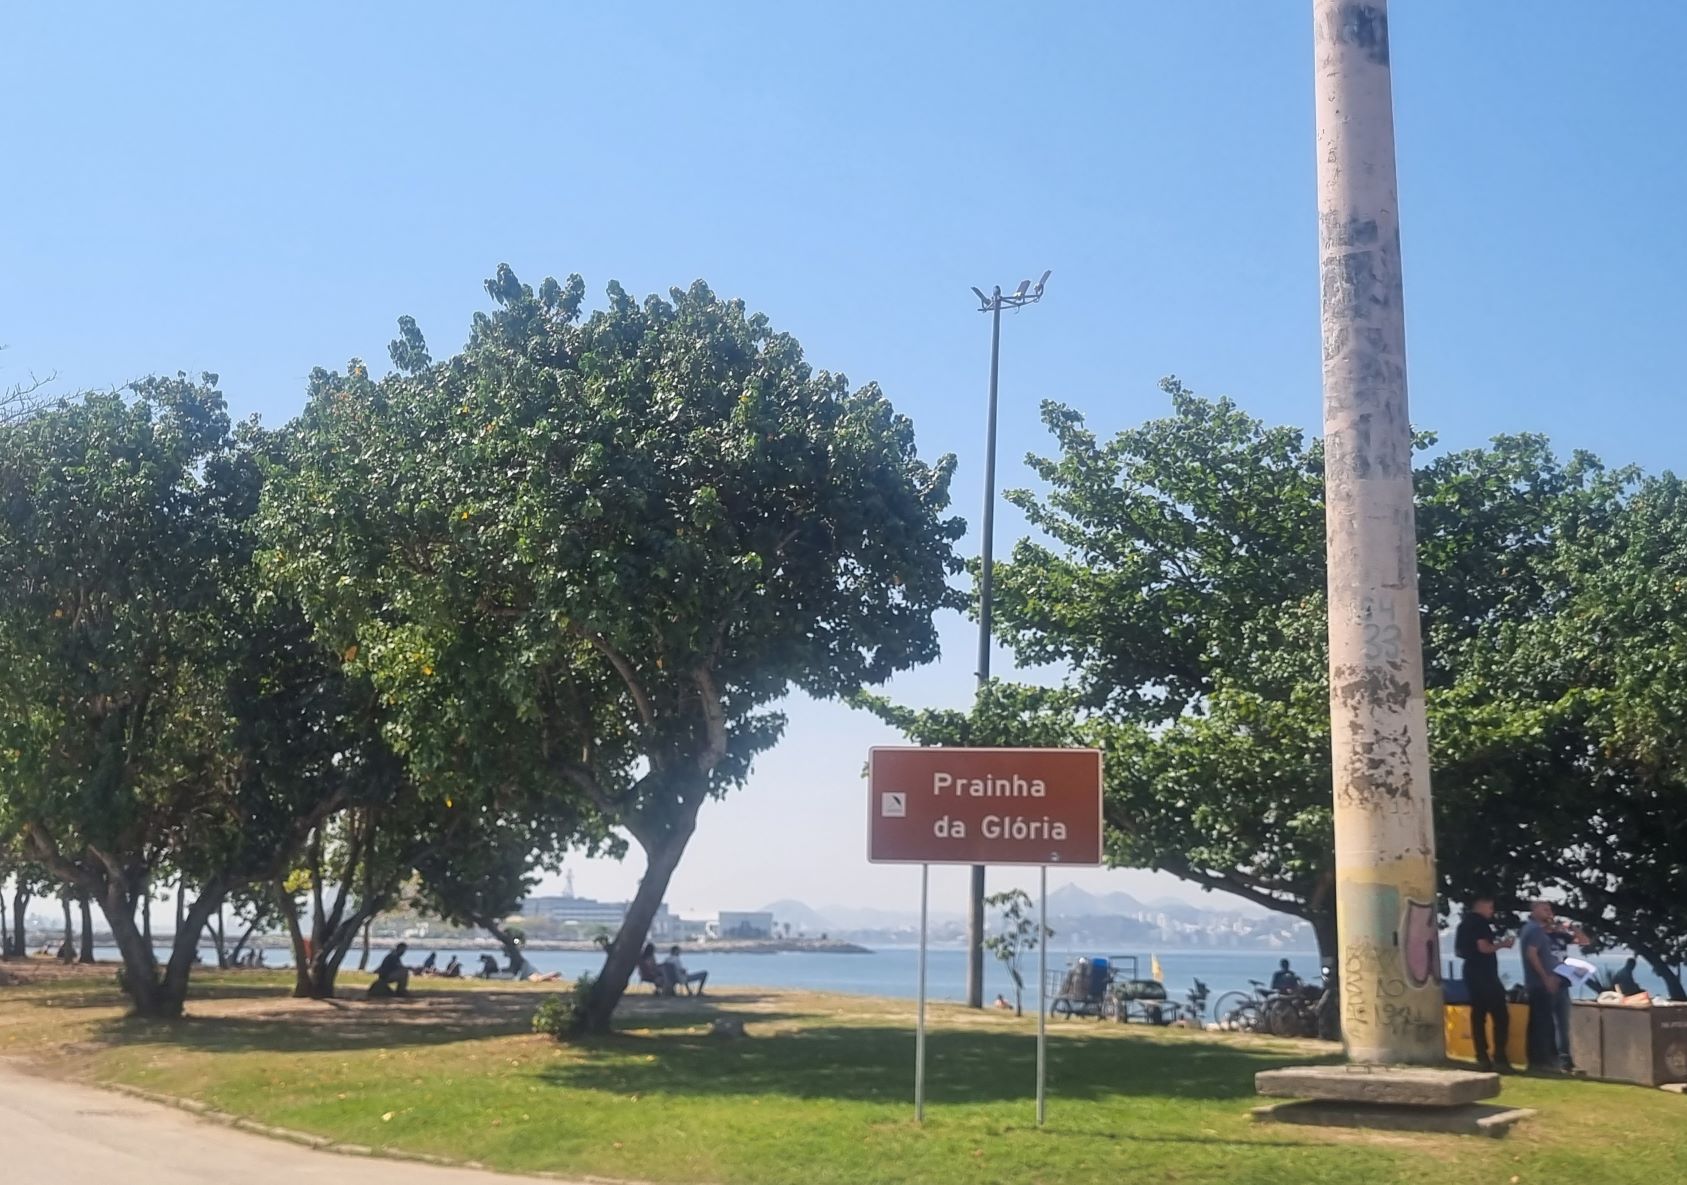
left=664, top=946, right=708, bottom=996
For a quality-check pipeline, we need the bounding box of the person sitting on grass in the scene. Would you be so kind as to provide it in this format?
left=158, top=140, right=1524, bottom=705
left=442, top=955, right=462, bottom=978
left=665, top=945, right=707, bottom=996
left=417, top=951, right=437, bottom=976
left=476, top=953, right=500, bottom=978
left=368, top=942, right=411, bottom=999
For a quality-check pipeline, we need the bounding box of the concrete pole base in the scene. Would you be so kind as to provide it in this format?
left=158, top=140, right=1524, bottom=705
left=1253, top=1065, right=1528, bottom=1137
left=1252, top=1100, right=1535, bottom=1137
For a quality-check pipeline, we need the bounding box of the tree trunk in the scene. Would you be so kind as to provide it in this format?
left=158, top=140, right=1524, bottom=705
left=276, top=881, right=313, bottom=998
left=1309, top=909, right=1342, bottom=1041
left=0, top=895, right=10, bottom=957
left=205, top=908, right=227, bottom=969
left=301, top=900, right=381, bottom=998
left=1310, top=910, right=1338, bottom=969
left=10, top=888, right=30, bottom=956
left=61, top=895, right=74, bottom=952
left=477, top=916, right=525, bottom=973
left=78, top=894, right=96, bottom=963
left=98, top=873, right=226, bottom=1018
left=286, top=815, right=393, bottom=999
left=357, top=919, right=372, bottom=971
left=227, top=917, right=259, bottom=968
left=583, top=814, right=696, bottom=1034
left=1636, top=945, right=1687, bottom=1002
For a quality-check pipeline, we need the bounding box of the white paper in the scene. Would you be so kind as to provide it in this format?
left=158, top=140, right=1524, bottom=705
left=1555, top=957, right=1597, bottom=989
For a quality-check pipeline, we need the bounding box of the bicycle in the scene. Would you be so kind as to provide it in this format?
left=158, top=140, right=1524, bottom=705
left=1260, top=984, right=1321, bottom=1037
left=1211, top=979, right=1274, bottom=1032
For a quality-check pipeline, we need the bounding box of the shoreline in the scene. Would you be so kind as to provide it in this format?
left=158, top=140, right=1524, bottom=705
left=52, top=933, right=875, bottom=956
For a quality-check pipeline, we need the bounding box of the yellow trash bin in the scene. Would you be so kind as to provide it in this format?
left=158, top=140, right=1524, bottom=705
left=1444, top=1002, right=1528, bottom=1065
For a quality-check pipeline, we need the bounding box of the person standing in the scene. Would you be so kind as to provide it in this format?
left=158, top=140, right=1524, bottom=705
left=1455, top=895, right=1515, bottom=1072
left=1519, top=901, right=1574, bottom=1073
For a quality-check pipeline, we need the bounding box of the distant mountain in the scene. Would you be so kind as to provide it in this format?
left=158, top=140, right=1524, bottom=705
left=761, top=899, right=832, bottom=932
left=1147, top=894, right=1267, bottom=919
left=757, top=882, right=1288, bottom=940
left=1046, top=884, right=1147, bottom=917
left=816, top=903, right=962, bottom=930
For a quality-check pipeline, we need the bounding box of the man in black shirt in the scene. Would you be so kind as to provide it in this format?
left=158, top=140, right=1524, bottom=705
left=1269, top=959, right=1302, bottom=993
left=368, top=941, right=411, bottom=999
left=1614, top=956, right=1643, bottom=996
left=1455, top=896, right=1515, bottom=1071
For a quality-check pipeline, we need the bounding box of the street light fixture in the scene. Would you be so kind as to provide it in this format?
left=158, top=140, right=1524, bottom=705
left=963, top=270, right=1050, bottom=1010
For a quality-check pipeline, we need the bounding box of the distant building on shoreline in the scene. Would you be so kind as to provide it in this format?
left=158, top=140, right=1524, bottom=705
left=521, top=894, right=680, bottom=940
left=714, top=910, right=775, bottom=940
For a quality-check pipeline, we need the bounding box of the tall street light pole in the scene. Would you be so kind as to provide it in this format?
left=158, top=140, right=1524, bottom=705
left=964, top=271, right=1050, bottom=1009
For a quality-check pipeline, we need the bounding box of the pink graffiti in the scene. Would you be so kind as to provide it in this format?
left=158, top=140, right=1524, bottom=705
left=1403, top=899, right=1440, bottom=987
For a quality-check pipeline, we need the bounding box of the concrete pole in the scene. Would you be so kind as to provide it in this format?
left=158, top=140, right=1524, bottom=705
left=1313, top=0, right=1445, bottom=1065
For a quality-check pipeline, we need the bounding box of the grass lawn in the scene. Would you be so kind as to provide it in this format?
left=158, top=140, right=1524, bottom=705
left=2, top=961, right=1682, bottom=1185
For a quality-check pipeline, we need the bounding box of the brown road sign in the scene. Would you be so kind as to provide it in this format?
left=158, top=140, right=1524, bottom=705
left=867, top=747, right=1104, bottom=866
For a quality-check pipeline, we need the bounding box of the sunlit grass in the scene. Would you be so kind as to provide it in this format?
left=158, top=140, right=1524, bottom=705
left=3, top=965, right=1682, bottom=1185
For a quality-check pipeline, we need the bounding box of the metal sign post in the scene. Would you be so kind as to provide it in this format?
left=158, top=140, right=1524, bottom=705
left=915, top=863, right=929, bottom=1123
left=1037, top=864, right=1047, bottom=1126
left=867, top=746, right=1104, bottom=1126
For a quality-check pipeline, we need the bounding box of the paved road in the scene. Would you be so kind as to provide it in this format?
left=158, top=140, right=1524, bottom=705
left=0, top=1063, right=566, bottom=1184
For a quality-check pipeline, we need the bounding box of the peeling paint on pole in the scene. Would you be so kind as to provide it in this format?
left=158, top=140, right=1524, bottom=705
left=1313, top=0, right=1445, bottom=1065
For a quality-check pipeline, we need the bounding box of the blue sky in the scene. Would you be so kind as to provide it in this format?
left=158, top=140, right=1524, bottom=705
left=4, top=3, right=1685, bottom=923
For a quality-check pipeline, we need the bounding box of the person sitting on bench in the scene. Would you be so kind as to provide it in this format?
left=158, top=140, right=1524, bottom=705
left=665, top=945, right=707, bottom=996
left=368, top=942, right=411, bottom=998
left=638, top=942, right=675, bottom=995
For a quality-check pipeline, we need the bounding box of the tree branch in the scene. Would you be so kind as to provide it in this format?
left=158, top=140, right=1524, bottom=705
left=562, top=762, right=617, bottom=817
left=570, top=624, right=654, bottom=728
left=694, top=667, right=728, bottom=774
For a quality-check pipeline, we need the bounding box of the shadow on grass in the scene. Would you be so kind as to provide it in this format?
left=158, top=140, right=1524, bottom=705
left=39, top=982, right=305, bottom=1010
left=82, top=990, right=802, bottom=1054
left=544, top=1024, right=1335, bottom=1105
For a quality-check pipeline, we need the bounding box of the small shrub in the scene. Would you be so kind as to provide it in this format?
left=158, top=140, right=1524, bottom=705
left=532, top=973, right=595, bottom=1040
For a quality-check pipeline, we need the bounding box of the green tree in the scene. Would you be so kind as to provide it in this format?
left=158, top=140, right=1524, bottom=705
left=0, top=379, right=372, bottom=1013
left=262, top=267, right=964, bottom=1030
left=983, top=888, right=1052, bottom=1017
left=990, top=380, right=1636, bottom=962
left=0, top=841, right=51, bottom=958
left=0, top=378, right=245, bottom=1011
left=1435, top=473, right=1687, bottom=997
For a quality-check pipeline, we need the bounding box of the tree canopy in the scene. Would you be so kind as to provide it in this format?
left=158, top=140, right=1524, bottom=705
left=0, top=377, right=263, bottom=1012
left=978, top=379, right=1683, bottom=992
left=262, top=266, right=964, bottom=1028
